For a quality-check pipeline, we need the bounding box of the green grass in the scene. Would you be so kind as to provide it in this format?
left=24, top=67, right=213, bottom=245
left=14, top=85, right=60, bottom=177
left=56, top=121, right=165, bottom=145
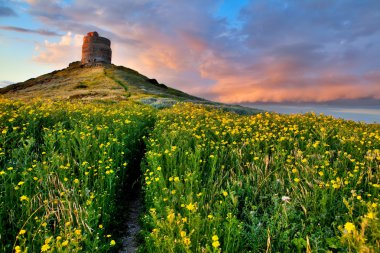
left=0, top=99, right=155, bottom=252
left=1, top=99, right=379, bottom=252
left=140, top=103, right=380, bottom=252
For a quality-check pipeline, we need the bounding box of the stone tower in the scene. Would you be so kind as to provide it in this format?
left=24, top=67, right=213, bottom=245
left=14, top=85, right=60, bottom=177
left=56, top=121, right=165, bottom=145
left=81, top=31, right=112, bottom=65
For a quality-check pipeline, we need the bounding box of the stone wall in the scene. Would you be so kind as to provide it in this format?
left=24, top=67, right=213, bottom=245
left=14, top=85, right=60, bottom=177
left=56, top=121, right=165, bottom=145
left=81, top=32, right=112, bottom=65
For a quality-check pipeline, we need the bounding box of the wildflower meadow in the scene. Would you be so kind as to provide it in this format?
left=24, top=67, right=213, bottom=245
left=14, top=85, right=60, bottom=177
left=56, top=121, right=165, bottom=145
left=1, top=100, right=379, bottom=252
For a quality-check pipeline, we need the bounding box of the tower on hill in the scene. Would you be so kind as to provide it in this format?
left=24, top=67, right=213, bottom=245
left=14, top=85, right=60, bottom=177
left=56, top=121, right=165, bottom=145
left=81, top=31, right=112, bottom=65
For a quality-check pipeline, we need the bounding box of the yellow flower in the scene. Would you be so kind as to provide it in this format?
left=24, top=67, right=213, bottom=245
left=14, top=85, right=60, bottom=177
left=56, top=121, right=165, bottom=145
left=45, top=237, right=52, bottom=244
left=14, top=246, right=21, bottom=253
left=366, top=212, right=375, bottom=219
left=73, top=179, right=79, bottom=184
left=183, top=237, right=191, bottom=247
left=18, top=229, right=26, bottom=235
left=180, top=231, right=186, bottom=237
left=294, top=178, right=300, bottom=183
left=167, top=212, right=175, bottom=223
left=186, top=203, right=195, bottom=211
left=41, top=244, right=50, bottom=252
left=222, top=191, right=228, bottom=197
left=20, top=195, right=29, bottom=202
left=332, top=183, right=340, bottom=189
left=212, top=240, right=220, bottom=248
left=74, top=229, right=81, bottom=235
left=344, top=222, right=355, bottom=233
left=110, top=240, right=116, bottom=246
left=99, top=224, right=103, bottom=229
left=62, top=240, right=69, bottom=247
left=212, top=235, right=219, bottom=241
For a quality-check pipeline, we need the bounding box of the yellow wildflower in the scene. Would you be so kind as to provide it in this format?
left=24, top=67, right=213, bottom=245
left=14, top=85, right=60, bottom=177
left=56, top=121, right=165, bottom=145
left=41, top=244, right=50, bottom=252
left=183, top=237, right=191, bottom=247
left=212, top=240, right=220, bottom=248
left=20, top=195, right=29, bottom=202
left=167, top=212, right=175, bottom=223
left=344, top=222, right=355, bottom=233
left=186, top=203, right=195, bottom=211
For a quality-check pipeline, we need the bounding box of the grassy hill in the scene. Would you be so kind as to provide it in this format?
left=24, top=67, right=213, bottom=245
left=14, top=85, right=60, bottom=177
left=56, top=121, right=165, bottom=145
left=0, top=62, right=379, bottom=252
left=0, top=62, right=261, bottom=114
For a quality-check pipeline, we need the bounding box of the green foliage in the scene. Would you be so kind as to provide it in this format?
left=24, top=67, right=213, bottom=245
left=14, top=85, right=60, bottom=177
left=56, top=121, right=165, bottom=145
left=1, top=99, right=379, bottom=252
left=0, top=99, right=155, bottom=252
left=140, top=103, right=380, bottom=252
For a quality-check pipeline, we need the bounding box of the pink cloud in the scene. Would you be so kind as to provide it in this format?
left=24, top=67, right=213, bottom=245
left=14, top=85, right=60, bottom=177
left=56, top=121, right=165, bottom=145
left=33, top=32, right=82, bottom=66
left=26, top=0, right=380, bottom=104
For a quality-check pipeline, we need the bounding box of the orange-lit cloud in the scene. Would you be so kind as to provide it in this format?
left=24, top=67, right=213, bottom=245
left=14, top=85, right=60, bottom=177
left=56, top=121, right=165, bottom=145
left=25, top=0, right=380, bottom=104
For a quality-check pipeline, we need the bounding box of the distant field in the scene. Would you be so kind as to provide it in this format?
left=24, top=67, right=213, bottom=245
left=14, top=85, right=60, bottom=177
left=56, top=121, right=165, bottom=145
left=1, top=99, right=379, bottom=252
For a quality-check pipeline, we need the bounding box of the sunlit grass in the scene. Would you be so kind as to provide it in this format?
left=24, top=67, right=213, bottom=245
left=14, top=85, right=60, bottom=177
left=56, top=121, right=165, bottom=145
left=1, top=99, right=379, bottom=252
left=0, top=99, right=155, bottom=252
left=141, top=103, right=380, bottom=252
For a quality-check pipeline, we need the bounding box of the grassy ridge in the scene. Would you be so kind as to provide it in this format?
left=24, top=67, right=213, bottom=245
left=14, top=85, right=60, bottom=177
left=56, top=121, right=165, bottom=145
left=0, top=99, right=155, bottom=252
left=141, top=103, right=380, bottom=252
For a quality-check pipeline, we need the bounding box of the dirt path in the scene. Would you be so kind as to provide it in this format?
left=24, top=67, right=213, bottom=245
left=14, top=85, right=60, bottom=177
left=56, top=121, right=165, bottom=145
left=118, top=187, right=143, bottom=253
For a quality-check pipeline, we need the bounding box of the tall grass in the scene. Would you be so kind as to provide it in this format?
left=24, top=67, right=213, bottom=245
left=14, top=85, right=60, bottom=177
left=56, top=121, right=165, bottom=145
left=1, top=99, right=379, bottom=252
left=0, top=99, right=155, bottom=252
left=141, top=103, right=380, bottom=252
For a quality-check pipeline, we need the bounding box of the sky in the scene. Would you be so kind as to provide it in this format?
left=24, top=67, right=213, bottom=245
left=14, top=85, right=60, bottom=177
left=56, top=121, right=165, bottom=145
left=0, top=0, right=380, bottom=104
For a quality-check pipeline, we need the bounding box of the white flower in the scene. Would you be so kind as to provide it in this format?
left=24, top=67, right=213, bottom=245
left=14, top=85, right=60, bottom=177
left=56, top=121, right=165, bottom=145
left=281, top=196, right=291, bottom=203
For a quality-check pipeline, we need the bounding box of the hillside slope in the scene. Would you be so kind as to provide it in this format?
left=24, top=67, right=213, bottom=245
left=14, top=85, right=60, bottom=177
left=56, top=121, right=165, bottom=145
left=0, top=62, right=260, bottom=114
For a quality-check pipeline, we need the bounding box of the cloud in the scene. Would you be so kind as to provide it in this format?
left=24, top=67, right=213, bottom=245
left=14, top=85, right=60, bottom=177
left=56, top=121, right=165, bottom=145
left=0, top=26, right=60, bottom=36
left=33, top=32, right=82, bottom=66
left=0, top=6, right=16, bottom=17
left=24, top=0, right=380, bottom=103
